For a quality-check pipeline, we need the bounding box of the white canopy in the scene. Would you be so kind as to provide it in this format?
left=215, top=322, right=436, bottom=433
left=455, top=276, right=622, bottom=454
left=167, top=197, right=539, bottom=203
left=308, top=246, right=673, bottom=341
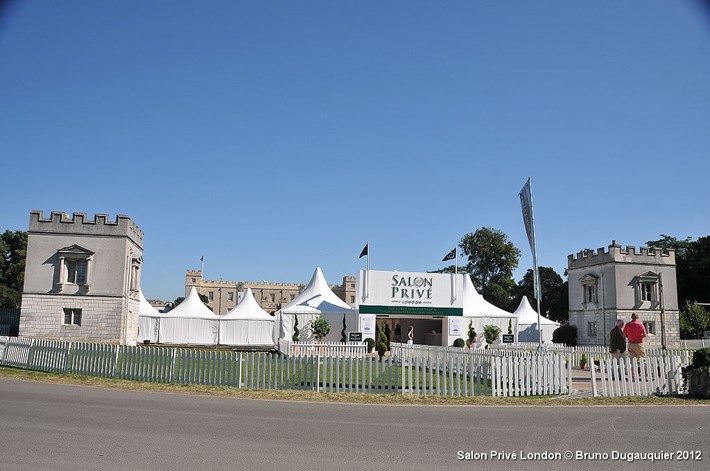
left=220, top=288, right=275, bottom=346
left=514, top=296, right=560, bottom=343
left=138, top=289, right=161, bottom=343
left=461, top=275, right=518, bottom=345
left=275, top=267, right=356, bottom=343
left=159, top=287, right=219, bottom=345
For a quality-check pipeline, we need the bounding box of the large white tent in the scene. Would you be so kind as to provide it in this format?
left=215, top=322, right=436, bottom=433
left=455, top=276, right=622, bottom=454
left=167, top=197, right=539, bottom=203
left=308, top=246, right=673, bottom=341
left=158, top=287, right=219, bottom=345
left=137, top=289, right=162, bottom=344
left=274, top=267, right=356, bottom=344
left=461, top=275, right=518, bottom=346
left=219, top=288, right=275, bottom=347
left=514, top=296, right=560, bottom=343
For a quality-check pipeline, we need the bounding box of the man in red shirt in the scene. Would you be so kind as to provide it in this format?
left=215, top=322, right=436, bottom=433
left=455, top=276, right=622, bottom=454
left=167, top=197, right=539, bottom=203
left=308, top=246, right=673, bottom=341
left=623, top=312, right=647, bottom=359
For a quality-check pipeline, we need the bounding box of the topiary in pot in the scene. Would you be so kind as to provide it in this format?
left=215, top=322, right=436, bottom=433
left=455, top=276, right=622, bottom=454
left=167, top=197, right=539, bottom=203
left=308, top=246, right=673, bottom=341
left=580, top=352, right=587, bottom=370
left=483, top=325, right=501, bottom=347
left=684, top=347, right=710, bottom=398
left=365, top=337, right=375, bottom=353
left=292, top=315, right=300, bottom=343
left=376, top=322, right=388, bottom=359
left=453, top=338, right=465, bottom=348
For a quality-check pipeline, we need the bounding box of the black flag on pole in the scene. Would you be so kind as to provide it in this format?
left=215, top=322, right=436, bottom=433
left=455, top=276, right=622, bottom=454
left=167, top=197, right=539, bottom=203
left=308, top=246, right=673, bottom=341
left=359, top=243, right=369, bottom=259
left=442, top=248, right=456, bottom=262
left=200, top=256, right=204, bottom=262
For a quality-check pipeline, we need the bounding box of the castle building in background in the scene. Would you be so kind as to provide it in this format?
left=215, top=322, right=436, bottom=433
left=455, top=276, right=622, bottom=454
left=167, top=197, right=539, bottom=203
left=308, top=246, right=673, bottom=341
left=20, top=211, right=143, bottom=345
left=185, top=270, right=357, bottom=315
left=567, top=241, right=680, bottom=349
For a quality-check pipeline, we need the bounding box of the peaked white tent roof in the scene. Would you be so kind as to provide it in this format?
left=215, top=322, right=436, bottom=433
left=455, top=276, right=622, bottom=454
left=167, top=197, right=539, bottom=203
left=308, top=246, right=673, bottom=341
left=461, top=275, right=516, bottom=318
left=163, top=287, right=219, bottom=319
left=139, top=289, right=161, bottom=317
left=514, top=296, right=559, bottom=325
left=280, top=267, right=354, bottom=315
left=222, top=288, right=273, bottom=320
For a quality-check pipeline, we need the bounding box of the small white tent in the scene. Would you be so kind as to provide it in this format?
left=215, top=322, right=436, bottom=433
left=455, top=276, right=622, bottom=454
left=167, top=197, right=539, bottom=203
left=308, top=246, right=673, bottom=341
left=514, top=296, right=560, bottom=343
left=220, top=288, right=275, bottom=347
left=159, top=287, right=219, bottom=345
left=274, top=267, right=356, bottom=344
left=461, top=275, right=518, bottom=346
left=138, top=289, right=162, bottom=344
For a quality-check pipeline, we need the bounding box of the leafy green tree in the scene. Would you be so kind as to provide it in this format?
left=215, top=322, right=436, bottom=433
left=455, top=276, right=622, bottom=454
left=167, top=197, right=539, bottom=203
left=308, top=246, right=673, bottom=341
left=309, top=316, right=331, bottom=341
left=647, top=235, right=710, bottom=308
left=514, top=267, right=568, bottom=322
left=679, top=302, right=710, bottom=339
left=458, top=227, right=521, bottom=310
left=0, top=230, right=27, bottom=308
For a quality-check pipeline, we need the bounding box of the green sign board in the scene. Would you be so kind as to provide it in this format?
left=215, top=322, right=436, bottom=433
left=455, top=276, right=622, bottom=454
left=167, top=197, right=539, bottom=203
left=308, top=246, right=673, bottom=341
left=359, top=305, right=463, bottom=316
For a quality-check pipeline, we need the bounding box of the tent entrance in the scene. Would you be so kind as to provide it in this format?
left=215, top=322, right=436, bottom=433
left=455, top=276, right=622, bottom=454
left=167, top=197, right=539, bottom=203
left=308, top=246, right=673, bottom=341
left=376, top=316, right=445, bottom=346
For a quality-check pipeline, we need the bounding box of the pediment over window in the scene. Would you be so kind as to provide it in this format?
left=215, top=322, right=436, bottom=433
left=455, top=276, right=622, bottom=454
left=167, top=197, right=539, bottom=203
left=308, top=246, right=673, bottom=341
left=637, top=271, right=659, bottom=283
left=57, top=245, right=95, bottom=257
left=579, top=274, right=598, bottom=285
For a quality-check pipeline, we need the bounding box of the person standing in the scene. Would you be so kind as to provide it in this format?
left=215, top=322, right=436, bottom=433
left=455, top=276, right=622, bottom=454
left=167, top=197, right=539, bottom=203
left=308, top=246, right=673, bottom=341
left=609, top=319, right=626, bottom=359
left=623, top=313, right=647, bottom=359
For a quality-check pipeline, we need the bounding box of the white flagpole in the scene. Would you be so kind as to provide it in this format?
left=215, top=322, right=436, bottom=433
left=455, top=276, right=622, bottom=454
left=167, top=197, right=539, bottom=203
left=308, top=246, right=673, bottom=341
left=366, top=242, right=370, bottom=300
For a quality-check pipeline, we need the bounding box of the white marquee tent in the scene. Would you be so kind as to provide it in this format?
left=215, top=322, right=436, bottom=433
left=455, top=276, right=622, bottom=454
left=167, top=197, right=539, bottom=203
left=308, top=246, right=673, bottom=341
left=137, top=289, right=162, bottom=344
left=219, top=288, right=275, bottom=347
left=274, top=267, right=356, bottom=344
left=158, top=287, right=219, bottom=345
left=514, top=296, right=560, bottom=343
left=461, top=275, right=518, bottom=346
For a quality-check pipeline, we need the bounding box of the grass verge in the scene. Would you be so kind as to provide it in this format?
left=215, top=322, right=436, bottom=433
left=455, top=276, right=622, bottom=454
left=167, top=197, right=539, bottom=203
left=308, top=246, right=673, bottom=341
left=2, top=366, right=709, bottom=406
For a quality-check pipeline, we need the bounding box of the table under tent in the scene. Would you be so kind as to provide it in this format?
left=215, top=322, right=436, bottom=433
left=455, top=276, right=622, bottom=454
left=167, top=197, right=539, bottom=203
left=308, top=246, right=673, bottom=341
left=461, top=274, right=519, bottom=346
left=273, top=267, right=356, bottom=345
left=137, top=289, right=161, bottom=344
left=219, top=288, right=275, bottom=347
left=158, top=286, right=220, bottom=345
left=514, top=295, right=560, bottom=343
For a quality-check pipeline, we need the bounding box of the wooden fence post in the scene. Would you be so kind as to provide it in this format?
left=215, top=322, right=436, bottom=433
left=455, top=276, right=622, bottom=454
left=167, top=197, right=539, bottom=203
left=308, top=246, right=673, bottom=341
left=169, top=348, right=176, bottom=384
left=112, top=345, right=120, bottom=379
left=27, top=339, right=36, bottom=369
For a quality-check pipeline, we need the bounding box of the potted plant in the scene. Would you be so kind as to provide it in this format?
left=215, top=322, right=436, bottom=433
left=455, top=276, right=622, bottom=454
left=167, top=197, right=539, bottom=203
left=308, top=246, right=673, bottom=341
left=466, top=320, right=477, bottom=350
left=580, top=352, right=588, bottom=370
left=376, top=322, right=388, bottom=359
left=365, top=337, right=375, bottom=354
left=483, top=325, right=501, bottom=348
left=453, top=338, right=465, bottom=348
left=683, top=347, right=710, bottom=398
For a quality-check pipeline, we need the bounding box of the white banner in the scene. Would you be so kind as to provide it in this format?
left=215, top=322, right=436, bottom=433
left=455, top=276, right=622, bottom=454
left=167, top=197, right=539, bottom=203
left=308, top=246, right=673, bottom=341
left=357, top=270, right=464, bottom=316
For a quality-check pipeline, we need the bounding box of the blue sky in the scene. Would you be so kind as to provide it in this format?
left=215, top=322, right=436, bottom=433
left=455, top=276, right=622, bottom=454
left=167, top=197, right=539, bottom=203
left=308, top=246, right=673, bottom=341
left=1, top=1, right=709, bottom=301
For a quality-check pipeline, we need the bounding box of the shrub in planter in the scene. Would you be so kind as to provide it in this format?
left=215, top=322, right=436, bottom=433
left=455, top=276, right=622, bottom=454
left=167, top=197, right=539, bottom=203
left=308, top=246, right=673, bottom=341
left=580, top=353, right=588, bottom=369
left=552, top=323, right=578, bottom=347
left=365, top=337, right=375, bottom=353
left=483, top=325, right=501, bottom=347
left=453, top=338, right=465, bottom=348
left=376, top=322, right=388, bottom=359
left=684, top=347, right=710, bottom=398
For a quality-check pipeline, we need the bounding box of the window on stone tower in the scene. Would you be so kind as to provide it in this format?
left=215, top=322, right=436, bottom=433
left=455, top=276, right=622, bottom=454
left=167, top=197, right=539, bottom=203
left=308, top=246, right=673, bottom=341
left=587, top=321, right=598, bottom=337
left=643, top=321, right=656, bottom=335
left=66, top=260, right=88, bottom=285
left=641, top=282, right=654, bottom=302
left=63, top=308, right=82, bottom=326
left=584, top=284, right=597, bottom=304
left=228, top=292, right=234, bottom=301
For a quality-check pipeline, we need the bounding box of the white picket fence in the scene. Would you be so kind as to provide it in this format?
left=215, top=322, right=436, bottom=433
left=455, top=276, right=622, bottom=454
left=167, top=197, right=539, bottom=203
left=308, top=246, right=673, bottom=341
left=392, top=343, right=571, bottom=396
left=280, top=340, right=368, bottom=358
left=590, top=353, right=689, bottom=397
left=1, top=337, right=577, bottom=397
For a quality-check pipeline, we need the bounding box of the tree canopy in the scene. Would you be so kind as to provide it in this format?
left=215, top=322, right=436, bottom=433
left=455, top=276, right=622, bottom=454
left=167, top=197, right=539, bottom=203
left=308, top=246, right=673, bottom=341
left=647, top=235, right=710, bottom=307
left=0, top=230, right=27, bottom=308
left=460, top=227, right=521, bottom=289
left=515, top=267, right=569, bottom=322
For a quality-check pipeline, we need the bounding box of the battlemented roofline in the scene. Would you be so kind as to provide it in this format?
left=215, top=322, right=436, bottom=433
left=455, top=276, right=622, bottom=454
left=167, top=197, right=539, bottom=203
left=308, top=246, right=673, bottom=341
left=186, top=270, right=355, bottom=288
left=29, top=210, right=144, bottom=248
left=568, top=240, right=675, bottom=268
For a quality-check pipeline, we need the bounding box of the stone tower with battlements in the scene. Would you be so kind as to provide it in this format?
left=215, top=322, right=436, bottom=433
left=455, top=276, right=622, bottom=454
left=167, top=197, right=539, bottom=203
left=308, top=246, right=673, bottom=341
left=20, top=211, right=144, bottom=345
left=567, top=241, right=680, bottom=349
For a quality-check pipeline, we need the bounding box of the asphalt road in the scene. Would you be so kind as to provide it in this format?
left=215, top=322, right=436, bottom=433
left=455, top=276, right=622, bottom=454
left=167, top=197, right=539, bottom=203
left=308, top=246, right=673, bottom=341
left=1, top=379, right=709, bottom=471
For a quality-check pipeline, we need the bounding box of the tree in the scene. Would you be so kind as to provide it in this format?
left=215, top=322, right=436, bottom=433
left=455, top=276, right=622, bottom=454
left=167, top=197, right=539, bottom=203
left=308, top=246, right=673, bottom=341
left=679, top=302, right=710, bottom=340
left=514, top=267, right=568, bottom=322
left=309, top=316, right=331, bottom=341
left=0, top=230, right=27, bottom=308
left=460, top=227, right=521, bottom=289
left=646, top=235, right=710, bottom=308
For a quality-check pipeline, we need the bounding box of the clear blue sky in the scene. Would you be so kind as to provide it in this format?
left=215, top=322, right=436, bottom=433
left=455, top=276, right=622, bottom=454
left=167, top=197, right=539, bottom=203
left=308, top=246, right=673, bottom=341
left=1, top=1, right=709, bottom=301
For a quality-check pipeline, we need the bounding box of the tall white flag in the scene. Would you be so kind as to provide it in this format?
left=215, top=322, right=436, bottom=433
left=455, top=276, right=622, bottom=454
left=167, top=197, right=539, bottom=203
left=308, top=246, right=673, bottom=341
left=519, top=178, right=542, bottom=301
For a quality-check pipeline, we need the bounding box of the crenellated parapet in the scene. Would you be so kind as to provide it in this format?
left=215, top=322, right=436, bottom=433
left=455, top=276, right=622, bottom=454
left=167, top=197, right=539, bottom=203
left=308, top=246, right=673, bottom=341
left=29, top=210, right=144, bottom=248
left=568, top=240, right=675, bottom=269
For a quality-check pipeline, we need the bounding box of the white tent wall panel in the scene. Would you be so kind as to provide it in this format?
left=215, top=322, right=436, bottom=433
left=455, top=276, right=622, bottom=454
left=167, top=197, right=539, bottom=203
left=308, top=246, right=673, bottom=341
left=158, top=317, right=219, bottom=345
left=219, top=319, right=274, bottom=347
left=138, top=315, right=159, bottom=343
